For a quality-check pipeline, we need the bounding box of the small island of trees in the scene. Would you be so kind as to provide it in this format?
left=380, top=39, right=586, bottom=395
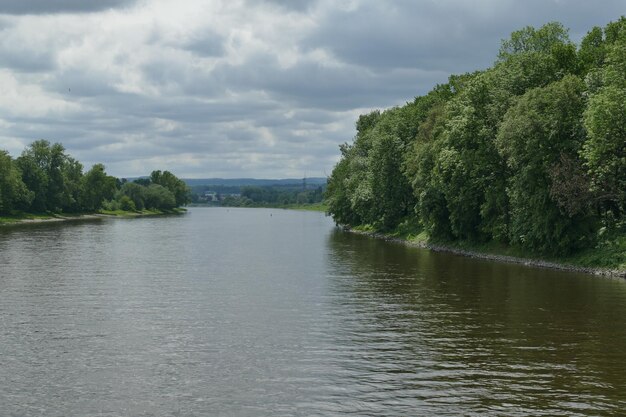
left=0, top=140, right=190, bottom=217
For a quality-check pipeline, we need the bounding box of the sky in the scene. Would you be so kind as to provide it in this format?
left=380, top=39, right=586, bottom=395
left=0, top=0, right=624, bottom=179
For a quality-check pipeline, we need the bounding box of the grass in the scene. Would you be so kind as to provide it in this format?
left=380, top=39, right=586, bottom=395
left=0, top=211, right=56, bottom=224
left=98, top=207, right=187, bottom=216
left=433, top=230, right=626, bottom=271
left=353, top=219, right=626, bottom=272
left=1, top=207, right=187, bottom=225
left=560, top=233, right=626, bottom=270
left=283, top=202, right=328, bottom=212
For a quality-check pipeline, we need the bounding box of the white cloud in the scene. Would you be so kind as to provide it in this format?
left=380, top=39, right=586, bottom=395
left=0, top=0, right=624, bottom=178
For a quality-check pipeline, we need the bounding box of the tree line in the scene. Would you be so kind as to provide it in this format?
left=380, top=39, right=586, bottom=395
left=223, top=185, right=324, bottom=207
left=0, top=140, right=190, bottom=215
left=326, top=19, right=626, bottom=255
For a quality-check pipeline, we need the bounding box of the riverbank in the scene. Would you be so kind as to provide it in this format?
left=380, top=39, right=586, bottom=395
left=0, top=208, right=186, bottom=226
left=189, top=202, right=328, bottom=212
left=281, top=202, right=327, bottom=212
left=345, top=225, right=626, bottom=278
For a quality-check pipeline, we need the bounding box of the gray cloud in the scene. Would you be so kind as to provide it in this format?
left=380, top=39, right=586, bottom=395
left=183, top=36, right=226, bottom=58
left=1, top=0, right=625, bottom=178
left=210, top=52, right=446, bottom=111
left=0, top=0, right=138, bottom=15
left=247, top=0, right=316, bottom=12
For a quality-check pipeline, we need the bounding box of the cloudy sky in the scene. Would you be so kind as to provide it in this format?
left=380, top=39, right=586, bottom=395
left=0, top=0, right=624, bottom=178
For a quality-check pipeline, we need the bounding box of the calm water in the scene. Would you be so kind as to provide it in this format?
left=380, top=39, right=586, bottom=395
left=1, top=207, right=626, bottom=416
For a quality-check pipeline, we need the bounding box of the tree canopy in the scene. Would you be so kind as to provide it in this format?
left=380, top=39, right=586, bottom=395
left=0, top=141, right=190, bottom=215
left=326, top=19, right=626, bottom=255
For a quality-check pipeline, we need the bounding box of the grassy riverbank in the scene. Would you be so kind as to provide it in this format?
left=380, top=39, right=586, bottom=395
left=351, top=220, right=626, bottom=277
left=98, top=207, right=187, bottom=217
left=282, top=202, right=328, bottom=212
left=190, top=202, right=328, bottom=212
left=0, top=208, right=186, bottom=226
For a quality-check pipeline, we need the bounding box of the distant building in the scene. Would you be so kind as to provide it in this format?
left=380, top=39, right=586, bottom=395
left=204, top=191, right=218, bottom=202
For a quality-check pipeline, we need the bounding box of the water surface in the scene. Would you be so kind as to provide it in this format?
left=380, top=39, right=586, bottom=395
left=1, top=207, right=625, bottom=416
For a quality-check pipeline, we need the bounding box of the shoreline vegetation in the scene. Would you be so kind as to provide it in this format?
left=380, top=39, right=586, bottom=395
left=325, top=19, right=626, bottom=276
left=1, top=140, right=191, bottom=221
left=0, top=208, right=187, bottom=226
left=188, top=202, right=328, bottom=212
left=345, top=224, right=626, bottom=278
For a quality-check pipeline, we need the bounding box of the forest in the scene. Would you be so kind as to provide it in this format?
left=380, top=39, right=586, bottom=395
left=0, top=140, right=190, bottom=215
left=325, top=19, right=625, bottom=257
left=215, top=185, right=323, bottom=207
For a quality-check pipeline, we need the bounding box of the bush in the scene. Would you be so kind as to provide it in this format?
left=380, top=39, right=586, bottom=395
left=118, top=195, right=136, bottom=211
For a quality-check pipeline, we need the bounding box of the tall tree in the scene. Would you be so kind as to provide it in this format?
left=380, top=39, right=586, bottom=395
left=496, top=75, right=596, bottom=253
left=150, top=170, right=190, bottom=207
left=80, top=164, right=117, bottom=211
left=0, top=150, right=32, bottom=214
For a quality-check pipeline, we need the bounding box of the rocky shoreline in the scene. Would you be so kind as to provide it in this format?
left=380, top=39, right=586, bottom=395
left=344, top=227, right=626, bottom=279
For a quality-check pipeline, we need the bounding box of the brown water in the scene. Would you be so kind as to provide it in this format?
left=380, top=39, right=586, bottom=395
left=1, top=207, right=625, bottom=416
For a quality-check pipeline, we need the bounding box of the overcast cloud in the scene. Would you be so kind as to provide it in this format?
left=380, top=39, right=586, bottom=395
left=0, top=0, right=624, bottom=178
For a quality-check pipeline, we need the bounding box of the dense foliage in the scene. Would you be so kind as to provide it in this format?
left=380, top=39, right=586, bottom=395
left=0, top=140, right=190, bottom=214
left=326, top=19, right=626, bottom=255
left=219, top=185, right=324, bottom=207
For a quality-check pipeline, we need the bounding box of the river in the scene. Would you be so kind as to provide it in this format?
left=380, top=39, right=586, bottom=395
left=1, top=207, right=625, bottom=416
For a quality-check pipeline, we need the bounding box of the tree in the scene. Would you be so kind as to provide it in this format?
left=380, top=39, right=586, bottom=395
left=150, top=170, right=190, bottom=207
left=404, top=103, right=454, bottom=239
left=117, top=182, right=146, bottom=210
left=15, top=140, right=81, bottom=212
left=16, top=141, right=51, bottom=212
left=0, top=150, right=32, bottom=214
left=325, top=151, right=361, bottom=226
left=80, top=164, right=117, bottom=211
left=133, top=178, right=151, bottom=187
left=498, top=22, right=572, bottom=59
left=578, top=26, right=606, bottom=74
left=581, top=28, right=626, bottom=221
left=143, top=184, right=176, bottom=210
left=496, top=75, right=596, bottom=253
left=429, top=73, right=508, bottom=241
left=118, top=195, right=136, bottom=211
left=325, top=19, right=623, bottom=256
left=61, top=156, right=84, bottom=212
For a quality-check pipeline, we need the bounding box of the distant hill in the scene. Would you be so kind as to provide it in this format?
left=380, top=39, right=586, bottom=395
left=182, top=177, right=327, bottom=187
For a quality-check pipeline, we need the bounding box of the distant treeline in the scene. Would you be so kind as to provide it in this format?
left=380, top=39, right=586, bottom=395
left=191, top=184, right=324, bottom=207
left=0, top=140, right=190, bottom=214
left=326, top=19, right=626, bottom=255
left=185, top=177, right=327, bottom=187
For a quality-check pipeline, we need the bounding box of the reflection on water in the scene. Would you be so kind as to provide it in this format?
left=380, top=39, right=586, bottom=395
left=325, top=230, right=626, bottom=415
left=0, top=208, right=625, bottom=416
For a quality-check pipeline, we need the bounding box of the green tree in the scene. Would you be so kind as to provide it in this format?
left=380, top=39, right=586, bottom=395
left=118, top=195, right=136, bottom=211
left=80, top=164, right=117, bottom=211
left=150, top=170, right=190, bottom=207
left=496, top=75, right=596, bottom=253
left=404, top=103, right=452, bottom=239
left=578, top=26, right=606, bottom=74
left=582, top=38, right=626, bottom=218
left=0, top=150, right=32, bottom=213
left=325, top=150, right=362, bottom=226
left=498, top=22, right=572, bottom=59
left=61, top=156, right=84, bottom=212
left=431, top=73, right=508, bottom=241
left=117, top=182, right=146, bottom=210
left=364, top=109, right=415, bottom=230
left=325, top=19, right=622, bottom=257
left=16, top=141, right=52, bottom=212
left=143, top=184, right=176, bottom=210
left=15, top=140, right=82, bottom=212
